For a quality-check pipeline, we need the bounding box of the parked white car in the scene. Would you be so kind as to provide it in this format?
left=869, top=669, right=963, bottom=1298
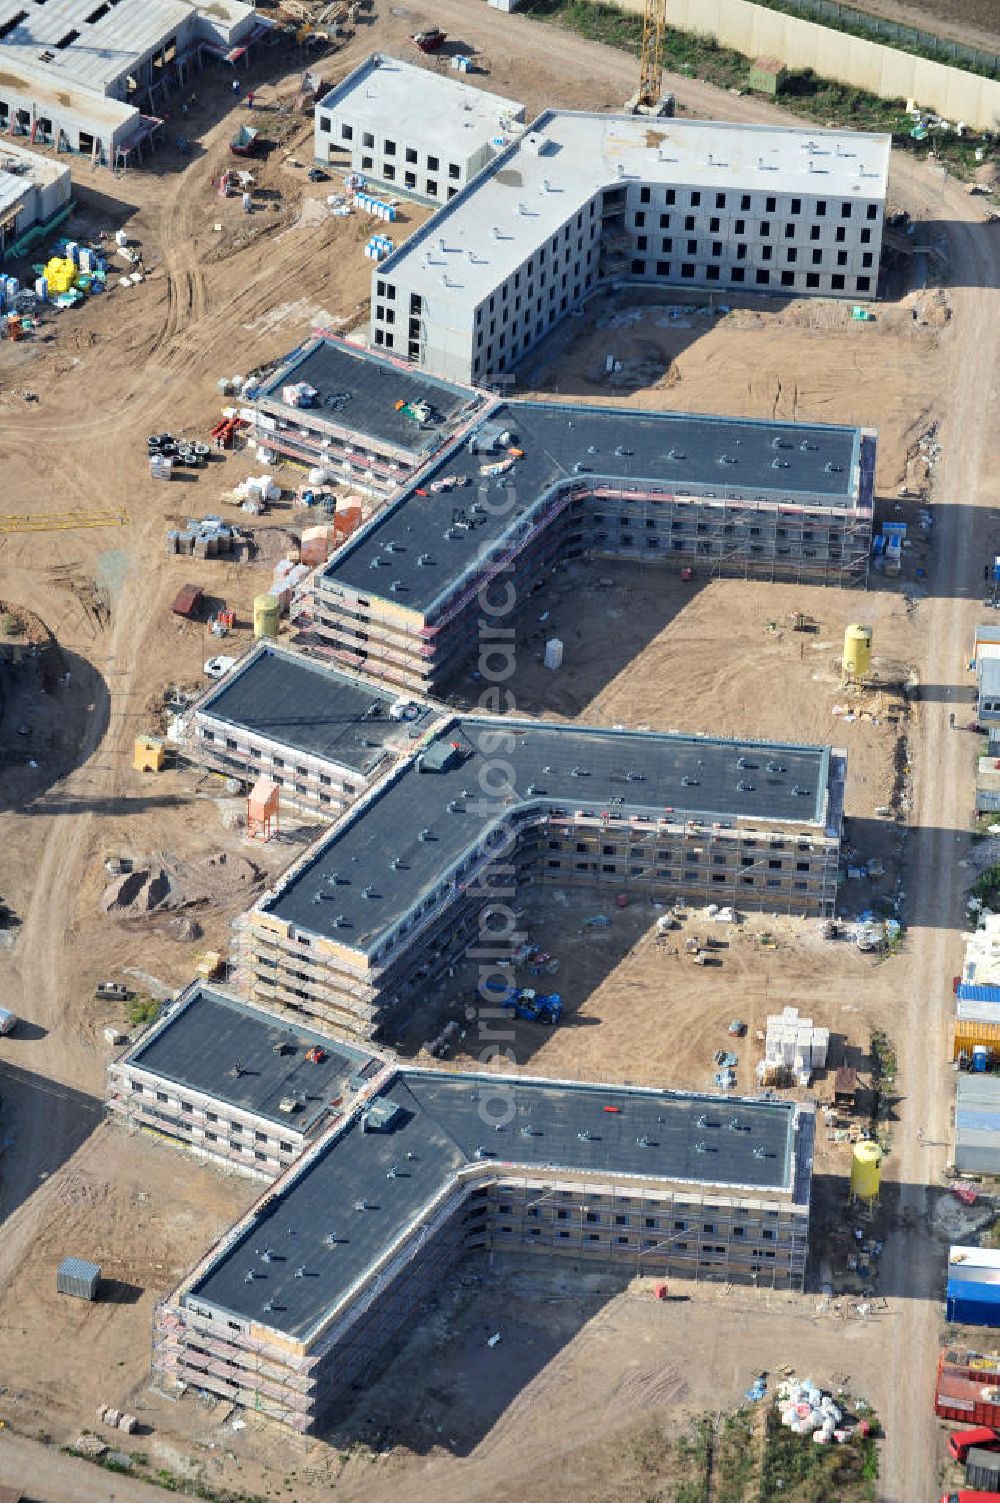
left=0, top=1007, right=18, bottom=1035
left=204, top=655, right=238, bottom=681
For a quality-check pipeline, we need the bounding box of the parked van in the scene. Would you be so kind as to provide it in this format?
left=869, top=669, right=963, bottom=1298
left=0, top=1008, right=18, bottom=1035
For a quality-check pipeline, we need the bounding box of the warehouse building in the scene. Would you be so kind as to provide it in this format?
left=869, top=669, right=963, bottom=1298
left=251, top=334, right=486, bottom=498
left=106, top=983, right=387, bottom=1177
left=239, top=714, right=845, bottom=1040
left=368, top=110, right=890, bottom=384
left=302, top=399, right=876, bottom=693
left=178, top=641, right=442, bottom=816
left=314, top=53, right=525, bottom=206
left=0, top=140, right=71, bottom=257
left=153, top=1072, right=815, bottom=1428
left=0, top=0, right=267, bottom=166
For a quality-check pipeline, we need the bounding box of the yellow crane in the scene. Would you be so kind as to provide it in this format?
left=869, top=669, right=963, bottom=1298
left=637, top=0, right=667, bottom=110
left=0, top=509, right=129, bottom=533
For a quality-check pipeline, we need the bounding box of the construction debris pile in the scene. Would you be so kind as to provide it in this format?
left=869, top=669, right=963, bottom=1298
left=776, top=1378, right=852, bottom=1443
left=101, top=853, right=263, bottom=920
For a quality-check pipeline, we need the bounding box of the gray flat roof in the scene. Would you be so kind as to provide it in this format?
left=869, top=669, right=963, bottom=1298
left=379, top=109, right=890, bottom=303
left=256, top=337, right=481, bottom=463
left=0, top=0, right=193, bottom=93
left=319, top=401, right=862, bottom=615
left=196, top=644, right=438, bottom=773
left=264, top=717, right=832, bottom=955
left=186, top=1071, right=804, bottom=1339
left=317, top=52, right=524, bottom=142
left=126, top=986, right=380, bottom=1133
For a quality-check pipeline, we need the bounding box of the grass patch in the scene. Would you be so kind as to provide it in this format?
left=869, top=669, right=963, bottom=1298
left=760, top=1404, right=879, bottom=1501
left=125, top=994, right=161, bottom=1028
left=520, top=0, right=998, bottom=182
left=972, top=860, right=1000, bottom=910
left=714, top=1405, right=757, bottom=1503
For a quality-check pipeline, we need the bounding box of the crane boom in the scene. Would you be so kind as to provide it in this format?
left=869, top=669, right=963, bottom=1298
left=0, top=509, right=129, bottom=533
left=638, top=0, right=666, bottom=109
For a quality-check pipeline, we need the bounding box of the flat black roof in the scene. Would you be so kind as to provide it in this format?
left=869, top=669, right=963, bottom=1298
left=197, top=645, right=438, bottom=774
left=127, top=987, right=380, bottom=1133
left=264, top=717, right=832, bottom=955
left=319, top=401, right=863, bottom=614
left=186, top=1071, right=804, bottom=1339
left=256, top=337, right=481, bottom=462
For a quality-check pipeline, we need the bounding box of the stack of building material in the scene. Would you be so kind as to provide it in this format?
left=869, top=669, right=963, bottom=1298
left=270, top=559, right=311, bottom=613
left=166, top=518, right=238, bottom=559
left=764, top=1007, right=829, bottom=1083
left=282, top=381, right=318, bottom=408
left=300, top=525, right=335, bottom=566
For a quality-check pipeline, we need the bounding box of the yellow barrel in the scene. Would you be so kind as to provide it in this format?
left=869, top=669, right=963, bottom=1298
left=253, top=594, right=281, bottom=640
left=843, top=623, right=873, bottom=680
left=850, top=1140, right=882, bottom=1202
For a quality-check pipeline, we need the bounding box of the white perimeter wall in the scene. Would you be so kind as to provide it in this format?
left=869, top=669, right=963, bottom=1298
left=607, top=0, right=1000, bottom=131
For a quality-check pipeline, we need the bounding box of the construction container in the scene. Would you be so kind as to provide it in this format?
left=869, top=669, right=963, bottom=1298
left=954, top=1019, right=1000, bottom=1058
left=196, top=951, right=224, bottom=981
left=843, top=624, right=873, bottom=680
left=171, top=583, right=204, bottom=618
left=948, top=1247, right=1000, bottom=1328
left=56, top=1256, right=101, bottom=1300
left=134, top=735, right=165, bottom=773
left=544, top=637, right=564, bottom=671
left=254, top=594, right=281, bottom=640
left=966, top=1445, right=1000, bottom=1489
left=849, top=1141, right=881, bottom=1203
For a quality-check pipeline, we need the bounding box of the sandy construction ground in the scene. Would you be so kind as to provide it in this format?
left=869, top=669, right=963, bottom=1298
left=0, top=4, right=997, bottom=1501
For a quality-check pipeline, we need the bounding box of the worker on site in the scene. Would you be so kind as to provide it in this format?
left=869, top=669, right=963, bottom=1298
left=246, top=90, right=255, bottom=108
left=232, top=77, right=241, bottom=98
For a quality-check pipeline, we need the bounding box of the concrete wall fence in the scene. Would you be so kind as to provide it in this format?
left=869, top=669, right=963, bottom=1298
left=607, top=0, right=1000, bottom=131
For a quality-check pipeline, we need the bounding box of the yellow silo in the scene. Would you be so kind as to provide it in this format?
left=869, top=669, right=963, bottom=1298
left=843, top=624, right=873, bottom=680
left=850, top=1140, right=882, bottom=1203
left=253, top=594, right=281, bottom=641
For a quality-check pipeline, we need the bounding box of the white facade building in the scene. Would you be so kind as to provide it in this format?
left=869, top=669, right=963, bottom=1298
left=314, top=52, right=525, bottom=206
left=0, top=139, right=72, bottom=256
left=369, top=110, right=890, bottom=385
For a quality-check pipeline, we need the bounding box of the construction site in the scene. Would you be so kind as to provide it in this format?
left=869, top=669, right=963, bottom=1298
left=0, top=0, right=997, bottom=1495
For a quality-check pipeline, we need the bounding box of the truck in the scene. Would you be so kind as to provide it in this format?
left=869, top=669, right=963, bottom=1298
left=0, top=1007, right=17, bottom=1035
left=483, top=980, right=562, bottom=1024
left=949, top=1428, right=1000, bottom=1463
left=939, top=1492, right=1000, bottom=1503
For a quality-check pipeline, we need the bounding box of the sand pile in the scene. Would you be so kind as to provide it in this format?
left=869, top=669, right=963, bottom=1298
left=100, top=851, right=262, bottom=920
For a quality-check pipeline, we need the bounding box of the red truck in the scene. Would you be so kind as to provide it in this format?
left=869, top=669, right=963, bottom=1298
left=939, top=1492, right=1000, bottom=1502
left=948, top=1427, right=1000, bottom=1463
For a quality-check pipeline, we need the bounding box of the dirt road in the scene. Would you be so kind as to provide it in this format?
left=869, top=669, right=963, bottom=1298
left=0, top=1431, right=182, bottom=1502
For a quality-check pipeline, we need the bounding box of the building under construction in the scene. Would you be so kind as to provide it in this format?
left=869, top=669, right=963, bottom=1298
left=237, top=714, right=845, bottom=1041
left=250, top=334, right=486, bottom=500
left=177, top=641, right=441, bottom=817
left=106, top=983, right=387, bottom=1177
left=300, top=398, right=876, bottom=694
left=152, top=1070, right=815, bottom=1430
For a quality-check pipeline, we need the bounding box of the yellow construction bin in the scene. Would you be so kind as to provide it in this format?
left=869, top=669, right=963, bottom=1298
left=134, top=735, right=165, bottom=773
left=953, top=1019, right=1000, bottom=1060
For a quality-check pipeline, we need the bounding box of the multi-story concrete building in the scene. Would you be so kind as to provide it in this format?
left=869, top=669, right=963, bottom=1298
left=106, top=983, right=387, bottom=1178
left=250, top=334, right=486, bottom=499
left=238, top=714, right=845, bottom=1041
left=314, top=52, right=525, bottom=206
left=369, top=111, right=890, bottom=384
left=153, top=1070, right=815, bottom=1429
left=177, top=641, right=442, bottom=817
left=302, top=399, right=876, bottom=693
left=0, top=0, right=267, bottom=166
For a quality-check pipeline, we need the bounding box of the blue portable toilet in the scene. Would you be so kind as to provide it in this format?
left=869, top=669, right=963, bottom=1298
left=973, top=1045, right=989, bottom=1072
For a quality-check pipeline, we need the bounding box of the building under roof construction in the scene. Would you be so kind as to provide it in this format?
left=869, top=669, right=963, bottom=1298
left=106, top=983, right=387, bottom=1176
left=153, top=1069, right=815, bottom=1429
left=368, top=109, right=890, bottom=384
left=0, top=139, right=71, bottom=257
left=238, top=712, right=844, bottom=1040
left=0, top=0, right=269, bottom=167
left=298, top=395, right=875, bottom=692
